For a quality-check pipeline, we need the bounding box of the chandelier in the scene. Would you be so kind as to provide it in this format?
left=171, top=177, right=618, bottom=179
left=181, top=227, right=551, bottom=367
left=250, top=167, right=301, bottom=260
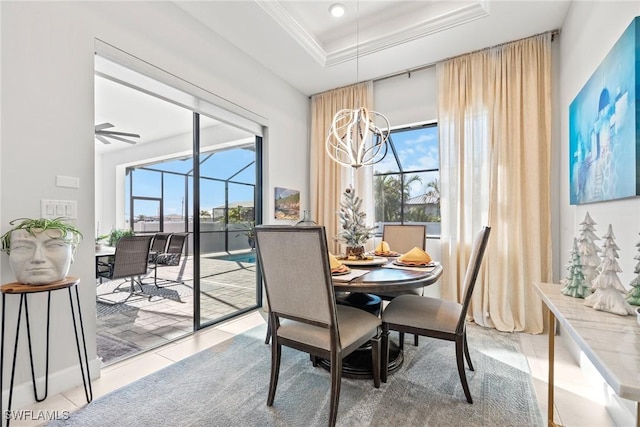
left=324, top=2, right=391, bottom=169
left=326, top=107, right=390, bottom=168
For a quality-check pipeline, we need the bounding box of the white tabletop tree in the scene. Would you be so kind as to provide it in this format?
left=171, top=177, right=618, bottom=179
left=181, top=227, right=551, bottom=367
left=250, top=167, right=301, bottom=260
left=561, top=238, right=591, bottom=298
left=576, top=212, right=601, bottom=290
left=584, top=224, right=634, bottom=315
left=626, top=232, right=640, bottom=306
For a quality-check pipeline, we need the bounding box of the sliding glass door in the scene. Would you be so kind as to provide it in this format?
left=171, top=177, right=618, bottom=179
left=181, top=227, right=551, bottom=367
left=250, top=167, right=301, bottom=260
left=196, top=114, right=262, bottom=327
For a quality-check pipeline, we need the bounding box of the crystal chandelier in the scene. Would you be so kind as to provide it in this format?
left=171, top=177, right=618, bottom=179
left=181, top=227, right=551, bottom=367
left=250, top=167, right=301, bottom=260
left=325, top=1, right=391, bottom=169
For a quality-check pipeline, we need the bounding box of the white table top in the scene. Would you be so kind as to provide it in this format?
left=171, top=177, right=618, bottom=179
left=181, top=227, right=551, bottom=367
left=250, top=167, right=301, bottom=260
left=535, top=282, right=640, bottom=401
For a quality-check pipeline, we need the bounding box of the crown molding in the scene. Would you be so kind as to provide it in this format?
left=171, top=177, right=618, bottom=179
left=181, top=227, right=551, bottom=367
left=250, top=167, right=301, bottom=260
left=256, top=0, right=490, bottom=68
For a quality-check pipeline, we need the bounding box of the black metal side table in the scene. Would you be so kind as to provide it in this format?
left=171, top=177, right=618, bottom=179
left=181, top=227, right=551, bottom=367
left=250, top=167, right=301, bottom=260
left=0, top=277, right=92, bottom=426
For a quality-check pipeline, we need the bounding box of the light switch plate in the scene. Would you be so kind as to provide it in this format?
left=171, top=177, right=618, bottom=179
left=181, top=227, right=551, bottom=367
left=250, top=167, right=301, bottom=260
left=41, top=200, right=77, bottom=219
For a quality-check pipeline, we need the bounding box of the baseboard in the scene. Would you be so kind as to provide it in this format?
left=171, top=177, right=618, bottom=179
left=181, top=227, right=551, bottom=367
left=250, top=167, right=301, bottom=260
left=2, top=356, right=101, bottom=412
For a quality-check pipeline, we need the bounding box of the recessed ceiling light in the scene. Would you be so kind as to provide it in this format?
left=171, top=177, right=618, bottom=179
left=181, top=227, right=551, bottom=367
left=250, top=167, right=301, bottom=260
left=329, top=3, right=345, bottom=18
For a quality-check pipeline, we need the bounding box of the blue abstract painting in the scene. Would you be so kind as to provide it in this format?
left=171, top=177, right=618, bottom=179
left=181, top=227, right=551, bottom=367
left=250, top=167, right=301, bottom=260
left=569, top=16, right=639, bottom=205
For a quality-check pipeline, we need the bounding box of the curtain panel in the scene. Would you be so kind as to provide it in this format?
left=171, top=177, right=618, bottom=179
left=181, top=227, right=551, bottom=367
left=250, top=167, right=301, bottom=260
left=437, top=33, right=552, bottom=333
left=310, top=82, right=373, bottom=254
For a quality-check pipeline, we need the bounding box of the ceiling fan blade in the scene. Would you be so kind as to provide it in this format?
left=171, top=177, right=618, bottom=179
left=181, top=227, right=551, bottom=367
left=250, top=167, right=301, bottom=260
left=98, top=134, right=138, bottom=145
left=95, top=130, right=140, bottom=138
left=95, top=135, right=112, bottom=145
left=95, top=122, right=114, bottom=131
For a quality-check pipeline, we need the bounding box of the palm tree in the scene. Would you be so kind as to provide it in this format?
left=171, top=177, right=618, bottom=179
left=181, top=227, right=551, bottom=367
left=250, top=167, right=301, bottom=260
left=373, top=174, right=422, bottom=222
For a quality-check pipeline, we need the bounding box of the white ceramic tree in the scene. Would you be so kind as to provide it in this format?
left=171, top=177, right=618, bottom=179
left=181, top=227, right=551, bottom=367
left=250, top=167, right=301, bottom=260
left=576, top=212, right=601, bottom=289
left=584, top=224, right=634, bottom=315
left=561, top=238, right=591, bottom=298
left=626, top=232, right=640, bottom=306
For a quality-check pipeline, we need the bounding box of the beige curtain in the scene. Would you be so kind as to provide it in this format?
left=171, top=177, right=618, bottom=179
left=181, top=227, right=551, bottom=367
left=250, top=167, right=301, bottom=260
left=437, top=34, right=552, bottom=333
left=310, top=82, right=373, bottom=254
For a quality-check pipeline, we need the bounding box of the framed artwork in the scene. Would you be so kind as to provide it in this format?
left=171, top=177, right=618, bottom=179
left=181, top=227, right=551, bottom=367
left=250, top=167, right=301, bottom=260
left=569, top=16, right=639, bottom=205
left=274, top=187, right=300, bottom=220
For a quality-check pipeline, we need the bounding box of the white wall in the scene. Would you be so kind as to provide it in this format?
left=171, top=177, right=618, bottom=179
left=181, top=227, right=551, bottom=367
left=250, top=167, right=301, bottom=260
left=559, top=2, right=640, bottom=283
left=0, top=1, right=308, bottom=410
left=559, top=2, right=640, bottom=424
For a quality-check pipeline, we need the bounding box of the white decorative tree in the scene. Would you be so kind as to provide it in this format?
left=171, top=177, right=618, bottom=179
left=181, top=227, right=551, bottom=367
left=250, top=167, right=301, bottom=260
left=576, top=212, right=601, bottom=289
left=584, top=224, right=634, bottom=315
left=561, top=238, right=591, bottom=298
left=626, top=232, right=640, bottom=306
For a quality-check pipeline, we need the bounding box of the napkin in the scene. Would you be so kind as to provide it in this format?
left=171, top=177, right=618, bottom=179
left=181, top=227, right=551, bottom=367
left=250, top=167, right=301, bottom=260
left=329, top=253, right=350, bottom=274
left=375, top=241, right=391, bottom=253
left=398, top=247, right=432, bottom=264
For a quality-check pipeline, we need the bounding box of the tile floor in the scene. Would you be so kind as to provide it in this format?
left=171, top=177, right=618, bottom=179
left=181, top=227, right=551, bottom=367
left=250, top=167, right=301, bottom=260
left=12, top=309, right=622, bottom=427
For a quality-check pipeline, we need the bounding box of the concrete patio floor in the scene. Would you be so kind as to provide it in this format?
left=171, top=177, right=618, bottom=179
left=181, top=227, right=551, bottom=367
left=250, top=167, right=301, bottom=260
left=95, top=252, right=259, bottom=366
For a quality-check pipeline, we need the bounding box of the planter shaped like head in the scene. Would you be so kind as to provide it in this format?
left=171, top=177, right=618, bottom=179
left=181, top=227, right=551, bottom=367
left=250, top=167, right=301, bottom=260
left=8, top=229, right=74, bottom=285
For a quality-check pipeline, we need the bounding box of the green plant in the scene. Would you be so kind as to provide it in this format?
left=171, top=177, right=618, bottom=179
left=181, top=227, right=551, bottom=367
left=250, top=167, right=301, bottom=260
left=0, top=217, right=82, bottom=255
left=105, top=228, right=135, bottom=246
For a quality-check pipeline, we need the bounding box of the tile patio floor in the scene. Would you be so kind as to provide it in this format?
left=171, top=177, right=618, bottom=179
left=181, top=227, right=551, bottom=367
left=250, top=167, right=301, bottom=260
left=95, top=252, right=259, bottom=366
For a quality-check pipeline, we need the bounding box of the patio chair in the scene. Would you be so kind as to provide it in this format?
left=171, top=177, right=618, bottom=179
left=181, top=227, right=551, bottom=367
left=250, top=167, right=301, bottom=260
left=96, top=235, right=153, bottom=297
left=152, top=233, right=188, bottom=286
left=255, top=225, right=381, bottom=427
left=149, top=232, right=172, bottom=263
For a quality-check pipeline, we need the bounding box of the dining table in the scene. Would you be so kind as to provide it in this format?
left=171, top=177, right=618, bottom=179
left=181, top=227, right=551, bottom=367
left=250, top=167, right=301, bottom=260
left=322, top=257, right=444, bottom=379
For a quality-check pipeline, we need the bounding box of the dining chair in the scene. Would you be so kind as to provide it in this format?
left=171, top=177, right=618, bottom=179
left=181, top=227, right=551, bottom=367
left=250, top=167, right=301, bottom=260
left=376, top=224, right=427, bottom=346
left=96, top=235, right=154, bottom=297
left=380, top=226, right=491, bottom=404
left=255, top=225, right=381, bottom=427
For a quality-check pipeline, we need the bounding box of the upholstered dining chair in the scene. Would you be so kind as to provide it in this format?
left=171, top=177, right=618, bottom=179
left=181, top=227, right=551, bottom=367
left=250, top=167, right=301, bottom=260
left=376, top=224, right=427, bottom=346
left=380, top=226, right=491, bottom=404
left=255, top=225, right=381, bottom=427
left=96, top=235, right=153, bottom=296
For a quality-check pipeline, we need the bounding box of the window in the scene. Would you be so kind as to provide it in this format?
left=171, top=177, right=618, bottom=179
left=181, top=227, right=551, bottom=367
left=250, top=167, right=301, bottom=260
left=373, top=122, right=440, bottom=235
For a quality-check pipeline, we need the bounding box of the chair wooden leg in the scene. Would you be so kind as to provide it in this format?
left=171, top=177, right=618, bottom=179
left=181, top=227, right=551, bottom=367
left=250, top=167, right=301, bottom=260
left=264, top=318, right=271, bottom=345
left=381, top=326, right=389, bottom=383
left=414, top=334, right=419, bottom=346
left=399, top=332, right=405, bottom=350
left=455, top=337, right=473, bottom=404
left=267, top=340, right=281, bottom=406
left=329, top=351, right=342, bottom=427
left=463, top=331, right=474, bottom=371
left=371, top=333, right=381, bottom=388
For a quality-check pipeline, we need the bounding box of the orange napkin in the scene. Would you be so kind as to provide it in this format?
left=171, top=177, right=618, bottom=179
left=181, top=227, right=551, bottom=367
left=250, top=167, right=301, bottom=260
left=398, top=247, right=432, bottom=264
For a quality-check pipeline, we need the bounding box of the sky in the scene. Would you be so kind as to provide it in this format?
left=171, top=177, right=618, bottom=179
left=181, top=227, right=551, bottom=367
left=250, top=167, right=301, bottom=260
left=127, top=125, right=439, bottom=218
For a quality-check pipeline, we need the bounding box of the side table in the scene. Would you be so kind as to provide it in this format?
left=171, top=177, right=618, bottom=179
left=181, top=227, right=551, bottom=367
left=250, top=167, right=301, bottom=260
left=1, top=277, right=92, bottom=426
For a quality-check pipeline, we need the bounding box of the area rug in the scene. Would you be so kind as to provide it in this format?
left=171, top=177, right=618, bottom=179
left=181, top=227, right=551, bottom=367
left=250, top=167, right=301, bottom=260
left=49, top=324, right=542, bottom=426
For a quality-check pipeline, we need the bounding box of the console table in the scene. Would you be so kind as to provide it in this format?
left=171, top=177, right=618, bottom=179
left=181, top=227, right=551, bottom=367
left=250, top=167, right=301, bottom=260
left=535, top=282, right=640, bottom=427
left=0, top=277, right=92, bottom=426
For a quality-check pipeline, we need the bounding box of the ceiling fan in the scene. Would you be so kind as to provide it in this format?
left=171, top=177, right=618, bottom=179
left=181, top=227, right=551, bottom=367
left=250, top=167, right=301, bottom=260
left=95, top=123, right=140, bottom=145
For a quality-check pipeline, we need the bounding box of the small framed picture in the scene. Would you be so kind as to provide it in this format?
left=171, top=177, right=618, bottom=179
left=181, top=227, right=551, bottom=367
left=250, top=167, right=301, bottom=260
left=274, top=187, right=300, bottom=220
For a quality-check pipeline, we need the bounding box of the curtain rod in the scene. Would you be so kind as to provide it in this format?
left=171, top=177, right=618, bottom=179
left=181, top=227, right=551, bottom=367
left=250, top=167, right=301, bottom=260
left=309, top=29, right=559, bottom=98
left=372, top=29, right=560, bottom=84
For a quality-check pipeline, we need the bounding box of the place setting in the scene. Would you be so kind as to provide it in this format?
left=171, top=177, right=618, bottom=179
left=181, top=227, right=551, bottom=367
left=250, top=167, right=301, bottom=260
left=329, top=253, right=371, bottom=282
left=382, top=246, right=439, bottom=272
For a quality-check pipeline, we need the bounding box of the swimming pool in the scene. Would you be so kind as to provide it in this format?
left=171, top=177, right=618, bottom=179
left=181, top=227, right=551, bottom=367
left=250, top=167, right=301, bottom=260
left=213, top=252, right=256, bottom=263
